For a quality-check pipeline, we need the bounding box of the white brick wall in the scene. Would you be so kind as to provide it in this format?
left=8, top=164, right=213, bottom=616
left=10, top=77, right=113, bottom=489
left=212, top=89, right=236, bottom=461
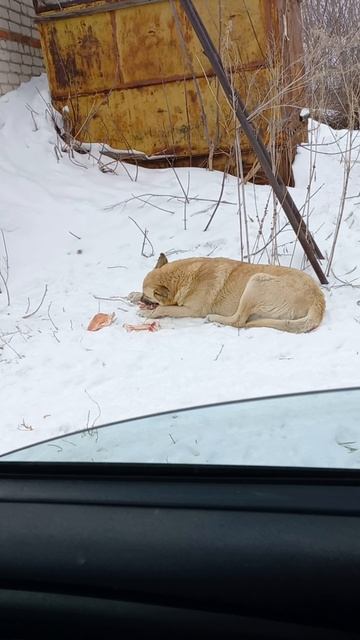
left=0, top=0, right=44, bottom=96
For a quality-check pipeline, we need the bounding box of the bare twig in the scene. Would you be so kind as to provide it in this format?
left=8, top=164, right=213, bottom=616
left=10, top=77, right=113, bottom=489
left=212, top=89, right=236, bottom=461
left=105, top=194, right=238, bottom=212
left=92, top=294, right=128, bottom=311
left=128, top=217, right=154, bottom=258
left=132, top=194, right=174, bottom=214
left=0, top=335, right=23, bottom=359
left=85, top=389, right=102, bottom=429
left=0, top=229, right=10, bottom=306
left=184, top=173, right=190, bottom=230
left=18, top=418, right=33, bottom=431
left=330, top=268, right=360, bottom=289
left=0, top=272, right=10, bottom=306
left=166, top=160, right=190, bottom=204
left=1, top=230, right=9, bottom=284
left=23, top=284, right=48, bottom=319
left=47, top=302, right=59, bottom=331
left=214, top=344, right=224, bottom=361
left=244, top=222, right=289, bottom=260
left=326, top=132, right=354, bottom=276
left=203, top=166, right=228, bottom=232
left=54, top=145, right=62, bottom=162
left=26, top=103, right=39, bottom=132
left=15, top=325, right=29, bottom=343
left=93, top=295, right=126, bottom=301
left=68, top=230, right=81, bottom=240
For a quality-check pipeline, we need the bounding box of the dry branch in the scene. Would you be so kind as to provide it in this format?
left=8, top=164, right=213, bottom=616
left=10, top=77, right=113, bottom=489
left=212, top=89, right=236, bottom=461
left=128, top=217, right=154, bottom=258
left=23, top=284, right=48, bottom=319
left=0, top=230, right=10, bottom=306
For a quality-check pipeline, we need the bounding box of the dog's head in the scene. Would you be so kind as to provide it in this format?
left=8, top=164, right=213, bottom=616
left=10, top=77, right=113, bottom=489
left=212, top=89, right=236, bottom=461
left=141, top=253, right=172, bottom=307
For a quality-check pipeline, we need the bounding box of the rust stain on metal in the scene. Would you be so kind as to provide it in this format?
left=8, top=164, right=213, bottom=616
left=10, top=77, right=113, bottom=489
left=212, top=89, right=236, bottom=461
left=78, top=25, right=101, bottom=73
left=110, top=11, right=123, bottom=85
left=47, top=26, right=82, bottom=89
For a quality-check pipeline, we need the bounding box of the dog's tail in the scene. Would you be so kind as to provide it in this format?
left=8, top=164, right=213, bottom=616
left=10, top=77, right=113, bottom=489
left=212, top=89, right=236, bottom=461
left=245, top=290, right=326, bottom=334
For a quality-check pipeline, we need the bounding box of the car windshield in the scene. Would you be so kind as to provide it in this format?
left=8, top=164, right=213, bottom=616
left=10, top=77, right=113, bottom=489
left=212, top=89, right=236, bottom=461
left=2, top=388, right=360, bottom=467
left=1, top=1, right=360, bottom=469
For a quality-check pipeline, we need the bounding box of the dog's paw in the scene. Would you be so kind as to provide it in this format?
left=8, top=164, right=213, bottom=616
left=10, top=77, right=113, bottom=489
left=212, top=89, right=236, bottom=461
left=128, top=291, right=142, bottom=304
left=137, top=308, right=153, bottom=318
left=205, top=314, right=224, bottom=327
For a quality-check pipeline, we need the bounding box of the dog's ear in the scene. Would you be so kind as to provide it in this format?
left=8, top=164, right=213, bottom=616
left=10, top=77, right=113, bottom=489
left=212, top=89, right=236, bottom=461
left=154, top=253, right=168, bottom=269
left=154, top=285, right=169, bottom=302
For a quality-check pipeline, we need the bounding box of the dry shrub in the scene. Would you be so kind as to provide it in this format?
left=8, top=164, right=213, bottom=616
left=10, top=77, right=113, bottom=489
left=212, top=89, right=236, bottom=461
left=302, top=0, right=360, bottom=129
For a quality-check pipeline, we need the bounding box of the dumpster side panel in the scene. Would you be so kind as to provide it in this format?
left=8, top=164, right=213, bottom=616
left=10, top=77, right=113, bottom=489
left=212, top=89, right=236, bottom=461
left=37, top=0, right=305, bottom=184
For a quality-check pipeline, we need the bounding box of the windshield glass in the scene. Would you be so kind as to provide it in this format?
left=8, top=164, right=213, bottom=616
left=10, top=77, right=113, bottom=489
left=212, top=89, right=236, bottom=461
left=2, top=389, right=360, bottom=467
left=1, top=1, right=360, bottom=469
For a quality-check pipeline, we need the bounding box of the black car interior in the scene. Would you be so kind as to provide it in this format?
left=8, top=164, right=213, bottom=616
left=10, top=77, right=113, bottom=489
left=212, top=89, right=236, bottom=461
left=1, top=462, right=360, bottom=639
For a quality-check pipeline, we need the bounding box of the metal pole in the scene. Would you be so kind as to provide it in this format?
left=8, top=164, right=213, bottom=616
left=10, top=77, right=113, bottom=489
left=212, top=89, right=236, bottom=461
left=179, top=0, right=328, bottom=284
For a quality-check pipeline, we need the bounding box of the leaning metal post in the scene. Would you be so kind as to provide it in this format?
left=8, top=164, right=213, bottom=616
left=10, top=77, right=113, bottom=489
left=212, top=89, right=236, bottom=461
left=178, top=0, right=328, bottom=285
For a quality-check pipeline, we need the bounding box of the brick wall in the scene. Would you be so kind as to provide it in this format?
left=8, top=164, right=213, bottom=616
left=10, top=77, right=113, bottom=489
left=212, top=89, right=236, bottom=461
left=0, top=0, right=44, bottom=96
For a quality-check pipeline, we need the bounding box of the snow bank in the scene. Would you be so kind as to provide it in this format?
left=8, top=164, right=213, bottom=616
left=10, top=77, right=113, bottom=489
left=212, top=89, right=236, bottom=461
left=1, top=76, right=360, bottom=463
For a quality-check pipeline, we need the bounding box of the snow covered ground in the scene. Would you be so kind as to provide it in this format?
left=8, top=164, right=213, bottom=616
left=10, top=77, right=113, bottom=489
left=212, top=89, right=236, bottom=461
left=1, top=75, right=360, bottom=464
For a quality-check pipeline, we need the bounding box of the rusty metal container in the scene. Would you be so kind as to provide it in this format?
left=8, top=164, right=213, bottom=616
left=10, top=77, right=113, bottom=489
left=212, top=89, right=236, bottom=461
left=34, top=0, right=306, bottom=185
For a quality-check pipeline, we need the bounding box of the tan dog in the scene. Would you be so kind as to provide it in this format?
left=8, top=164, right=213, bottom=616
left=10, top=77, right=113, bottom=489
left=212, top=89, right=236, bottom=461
left=135, top=253, right=325, bottom=333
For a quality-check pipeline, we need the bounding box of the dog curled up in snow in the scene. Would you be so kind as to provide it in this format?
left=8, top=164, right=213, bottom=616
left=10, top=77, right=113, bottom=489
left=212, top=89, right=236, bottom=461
left=132, top=253, right=325, bottom=333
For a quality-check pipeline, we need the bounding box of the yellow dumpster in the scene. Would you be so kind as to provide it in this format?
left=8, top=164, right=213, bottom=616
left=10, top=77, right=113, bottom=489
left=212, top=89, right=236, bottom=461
left=34, top=0, right=306, bottom=185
